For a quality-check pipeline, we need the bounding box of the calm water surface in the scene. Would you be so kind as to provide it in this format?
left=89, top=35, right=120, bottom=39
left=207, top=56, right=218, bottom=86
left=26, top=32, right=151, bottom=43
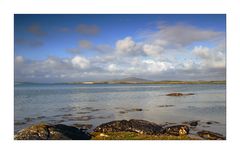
left=14, top=84, right=226, bottom=135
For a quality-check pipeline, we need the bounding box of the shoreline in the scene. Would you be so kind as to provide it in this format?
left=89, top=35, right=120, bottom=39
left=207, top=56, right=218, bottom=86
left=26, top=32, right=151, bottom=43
left=14, top=119, right=226, bottom=140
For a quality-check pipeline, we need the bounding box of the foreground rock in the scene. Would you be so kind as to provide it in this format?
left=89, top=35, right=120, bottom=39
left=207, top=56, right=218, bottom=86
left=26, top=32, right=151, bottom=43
left=197, top=130, right=225, bottom=140
left=94, top=119, right=191, bottom=136
left=94, top=119, right=163, bottom=135
left=14, top=120, right=224, bottom=140
left=14, top=123, right=91, bottom=140
left=166, top=93, right=194, bottom=96
left=163, top=125, right=190, bottom=136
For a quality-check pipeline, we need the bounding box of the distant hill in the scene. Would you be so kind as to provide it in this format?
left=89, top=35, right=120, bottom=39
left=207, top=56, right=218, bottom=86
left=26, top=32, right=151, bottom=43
left=79, top=77, right=152, bottom=84
left=104, top=77, right=152, bottom=84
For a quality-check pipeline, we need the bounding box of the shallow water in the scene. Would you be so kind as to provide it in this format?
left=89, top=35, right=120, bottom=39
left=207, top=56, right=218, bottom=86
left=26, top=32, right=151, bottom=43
left=14, top=83, right=226, bottom=136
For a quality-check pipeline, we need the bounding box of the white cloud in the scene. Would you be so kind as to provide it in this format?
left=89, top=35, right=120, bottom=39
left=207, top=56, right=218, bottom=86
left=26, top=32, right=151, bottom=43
left=14, top=50, right=225, bottom=82
left=116, top=37, right=140, bottom=55
left=193, top=45, right=225, bottom=70
left=180, top=60, right=197, bottom=70
left=193, top=46, right=211, bottom=59
left=71, top=56, right=90, bottom=69
left=143, top=59, right=173, bottom=73
left=143, top=44, right=164, bottom=57
left=107, top=64, right=118, bottom=72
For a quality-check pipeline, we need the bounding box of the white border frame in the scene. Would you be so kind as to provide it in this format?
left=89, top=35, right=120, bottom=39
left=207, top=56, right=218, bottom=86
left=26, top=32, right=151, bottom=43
left=0, top=0, right=240, bottom=154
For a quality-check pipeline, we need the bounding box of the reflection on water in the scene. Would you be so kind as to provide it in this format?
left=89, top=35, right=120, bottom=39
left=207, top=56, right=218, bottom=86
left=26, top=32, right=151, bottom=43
left=14, top=84, right=226, bottom=135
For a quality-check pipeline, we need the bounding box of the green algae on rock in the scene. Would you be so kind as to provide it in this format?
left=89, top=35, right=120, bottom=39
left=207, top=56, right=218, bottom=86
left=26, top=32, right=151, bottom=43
left=91, top=132, right=196, bottom=140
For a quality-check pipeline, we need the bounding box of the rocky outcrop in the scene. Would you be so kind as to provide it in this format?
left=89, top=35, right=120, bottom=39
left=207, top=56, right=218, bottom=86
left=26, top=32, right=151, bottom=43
left=163, top=125, right=190, bottom=136
left=197, top=130, right=225, bottom=140
left=14, top=123, right=91, bottom=140
left=94, top=119, right=190, bottom=136
left=14, top=120, right=225, bottom=140
left=94, top=119, right=163, bottom=135
left=166, top=93, right=194, bottom=96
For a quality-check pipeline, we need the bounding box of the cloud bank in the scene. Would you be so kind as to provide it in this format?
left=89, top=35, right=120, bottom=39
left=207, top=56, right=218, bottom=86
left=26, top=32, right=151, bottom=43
left=15, top=23, right=226, bottom=82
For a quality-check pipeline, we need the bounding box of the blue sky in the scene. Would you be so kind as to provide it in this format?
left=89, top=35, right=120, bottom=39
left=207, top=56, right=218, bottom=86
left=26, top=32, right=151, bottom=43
left=14, top=14, right=226, bottom=82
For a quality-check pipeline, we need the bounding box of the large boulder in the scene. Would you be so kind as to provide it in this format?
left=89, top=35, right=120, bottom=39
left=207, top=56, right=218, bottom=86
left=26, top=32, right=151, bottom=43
left=163, top=125, right=190, bottom=136
left=14, top=123, right=91, bottom=140
left=197, top=130, right=225, bottom=140
left=94, top=119, right=164, bottom=135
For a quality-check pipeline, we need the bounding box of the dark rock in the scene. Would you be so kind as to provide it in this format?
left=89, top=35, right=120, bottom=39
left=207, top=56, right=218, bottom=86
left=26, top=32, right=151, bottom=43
left=59, top=106, right=78, bottom=112
left=36, top=116, right=46, bottom=119
left=197, top=130, right=225, bottom=140
left=206, top=121, right=220, bottom=125
left=82, top=107, right=102, bottom=112
left=14, top=123, right=91, bottom=140
left=77, top=111, right=91, bottom=114
left=163, top=125, right=190, bottom=136
left=24, top=117, right=35, bottom=122
left=158, top=105, right=175, bottom=108
left=166, top=93, right=194, bottom=96
left=183, top=120, right=199, bottom=127
left=126, top=108, right=143, bottom=112
left=189, top=121, right=198, bottom=126
left=62, top=114, right=73, bottom=116
left=134, top=108, right=143, bottom=111
left=119, top=108, right=143, bottom=114
left=94, top=119, right=163, bottom=135
left=14, top=121, right=26, bottom=125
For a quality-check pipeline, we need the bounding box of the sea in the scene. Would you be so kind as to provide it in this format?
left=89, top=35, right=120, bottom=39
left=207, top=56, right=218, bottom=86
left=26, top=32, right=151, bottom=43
left=14, top=83, right=226, bottom=136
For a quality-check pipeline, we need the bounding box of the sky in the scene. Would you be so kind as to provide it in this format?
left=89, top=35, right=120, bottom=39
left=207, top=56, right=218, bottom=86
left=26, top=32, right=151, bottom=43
left=14, top=14, right=226, bottom=82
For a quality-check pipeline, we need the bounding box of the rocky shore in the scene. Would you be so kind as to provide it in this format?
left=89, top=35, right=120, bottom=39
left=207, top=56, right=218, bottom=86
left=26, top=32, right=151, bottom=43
left=14, top=119, right=225, bottom=140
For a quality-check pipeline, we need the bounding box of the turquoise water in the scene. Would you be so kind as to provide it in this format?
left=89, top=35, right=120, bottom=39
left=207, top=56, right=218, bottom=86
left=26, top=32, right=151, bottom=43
left=14, top=83, right=226, bottom=135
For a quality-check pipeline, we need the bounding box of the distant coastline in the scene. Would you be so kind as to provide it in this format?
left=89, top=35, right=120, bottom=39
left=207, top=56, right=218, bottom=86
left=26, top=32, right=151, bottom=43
left=65, top=80, right=226, bottom=85
left=15, top=77, right=226, bottom=85
left=64, top=77, right=226, bottom=84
